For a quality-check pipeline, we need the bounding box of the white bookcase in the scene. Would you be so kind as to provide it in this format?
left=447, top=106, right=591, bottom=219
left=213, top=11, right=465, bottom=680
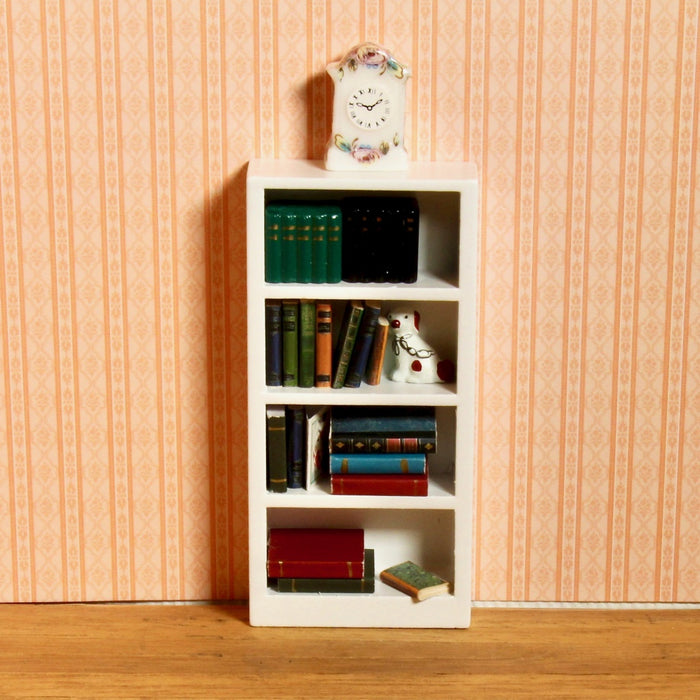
left=246, top=159, right=478, bottom=627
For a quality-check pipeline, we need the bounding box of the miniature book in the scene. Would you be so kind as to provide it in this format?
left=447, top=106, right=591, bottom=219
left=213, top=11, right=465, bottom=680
left=379, top=560, right=449, bottom=601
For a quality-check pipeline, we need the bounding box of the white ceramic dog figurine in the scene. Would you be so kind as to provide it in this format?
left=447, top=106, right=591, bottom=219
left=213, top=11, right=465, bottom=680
left=386, top=308, right=455, bottom=383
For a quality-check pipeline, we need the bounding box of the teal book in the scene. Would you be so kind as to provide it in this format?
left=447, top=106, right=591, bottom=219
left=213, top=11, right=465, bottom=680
left=329, top=453, right=427, bottom=475
left=311, top=207, right=328, bottom=284
left=331, top=300, right=364, bottom=389
left=298, top=299, right=316, bottom=388
left=325, top=205, right=342, bottom=283
left=277, top=550, right=375, bottom=594
left=264, top=206, right=283, bottom=283
left=282, top=299, right=299, bottom=386
left=295, top=209, right=313, bottom=283
left=279, top=206, right=297, bottom=282
left=344, top=300, right=381, bottom=387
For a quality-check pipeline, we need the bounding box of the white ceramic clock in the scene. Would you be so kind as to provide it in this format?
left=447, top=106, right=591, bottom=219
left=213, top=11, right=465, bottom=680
left=325, top=42, right=411, bottom=171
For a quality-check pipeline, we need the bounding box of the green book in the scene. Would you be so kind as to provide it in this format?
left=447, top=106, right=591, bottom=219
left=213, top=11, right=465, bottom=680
left=264, top=206, right=283, bottom=283
left=282, top=299, right=299, bottom=386
left=295, top=209, right=313, bottom=284
left=325, top=205, right=342, bottom=283
left=298, top=299, right=316, bottom=388
left=280, top=207, right=297, bottom=282
left=265, top=406, right=287, bottom=492
left=277, top=549, right=375, bottom=593
left=379, top=560, right=450, bottom=601
left=311, top=207, right=328, bottom=284
left=331, top=300, right=364, bottom=389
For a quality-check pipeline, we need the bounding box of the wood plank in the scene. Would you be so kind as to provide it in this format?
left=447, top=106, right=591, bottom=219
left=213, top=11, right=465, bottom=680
left=0, top=604, right=699, bottom=698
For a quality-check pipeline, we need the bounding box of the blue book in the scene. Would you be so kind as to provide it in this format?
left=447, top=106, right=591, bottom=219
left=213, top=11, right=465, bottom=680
left=286, top=406, right=305, bottom=488
left=344, top=301, right=381, bottom=388
left=330, top=453, right=427, bottom=474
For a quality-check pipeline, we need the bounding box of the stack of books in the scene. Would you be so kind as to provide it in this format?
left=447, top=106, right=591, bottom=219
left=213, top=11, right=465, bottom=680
left=265, top=298, right=390, bottom=388
left=265, top=203, right=342, bottom=283
left=328, top=406, right=437, bottom=496
left=268, top=528, right=375, bottom=593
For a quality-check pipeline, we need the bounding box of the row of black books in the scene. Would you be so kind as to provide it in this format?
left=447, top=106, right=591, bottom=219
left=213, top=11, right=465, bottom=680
left=265, top=298, right=390, bottom=389
left=264, top=197, right=420, bottom=285
left=265, top=404, right=437, bottom=496
left=329, top=406, right=436, bottom=496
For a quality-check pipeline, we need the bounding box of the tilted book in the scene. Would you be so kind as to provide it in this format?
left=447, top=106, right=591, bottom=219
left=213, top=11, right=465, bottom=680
left=305, top=405, right=329, bottom=489
left=331, top=300, right=364, bottom=388
left=364, top=315, right=389, bottom=386
left=344, top=300, right=382, bottom=388
left=329, top=453, right=427, bottom=474
left=330, top=471, right=428, bottom=496
left=379, top=560, right=450, bottom=601
left=277, top=549, right=375, bottom=594
left=267, top=528, right=365, bottom=579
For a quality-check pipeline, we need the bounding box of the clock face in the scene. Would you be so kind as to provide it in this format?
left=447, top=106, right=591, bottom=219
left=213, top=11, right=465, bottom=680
left=346, top=87, right=391, bottom=130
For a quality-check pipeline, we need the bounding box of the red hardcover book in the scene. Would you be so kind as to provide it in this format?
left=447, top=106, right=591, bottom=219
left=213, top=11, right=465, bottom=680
left=330, top=472, right=429, bottom=496
left=267, top=528, right=365, bottom=579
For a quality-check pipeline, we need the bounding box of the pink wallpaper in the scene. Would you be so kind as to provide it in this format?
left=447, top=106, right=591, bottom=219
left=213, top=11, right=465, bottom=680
left=0, top=0, right=698, bottom=603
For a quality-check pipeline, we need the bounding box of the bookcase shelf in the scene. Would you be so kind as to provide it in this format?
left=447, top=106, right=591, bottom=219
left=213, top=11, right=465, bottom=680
left=247, top=159, right=478, bottom=628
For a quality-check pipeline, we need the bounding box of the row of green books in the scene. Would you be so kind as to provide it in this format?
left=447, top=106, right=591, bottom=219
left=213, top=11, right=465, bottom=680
left=265, top=298, right=390, bottom=389
left=265, top=203, right=342, bottom=284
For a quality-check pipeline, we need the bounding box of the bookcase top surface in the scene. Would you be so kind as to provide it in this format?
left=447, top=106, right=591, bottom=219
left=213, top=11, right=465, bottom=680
left=247, top=159, right=477, bottom=190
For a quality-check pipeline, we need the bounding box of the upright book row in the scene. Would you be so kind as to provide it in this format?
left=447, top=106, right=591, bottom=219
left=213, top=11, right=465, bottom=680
left=265, top=298, right=389, bottom=389
left=265, top=198, right=420, bottom=285
left=265, top=404, right=437, bottom=495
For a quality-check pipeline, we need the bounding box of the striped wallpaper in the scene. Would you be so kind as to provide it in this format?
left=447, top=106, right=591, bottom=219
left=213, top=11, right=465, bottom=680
left=0, top=0, right=698, bottom=603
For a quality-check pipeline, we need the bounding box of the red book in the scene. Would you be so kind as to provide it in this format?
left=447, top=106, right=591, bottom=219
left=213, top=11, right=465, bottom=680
left=267, top=528, right=365, bottom=579
left=330, top=472, right=428, bottom=496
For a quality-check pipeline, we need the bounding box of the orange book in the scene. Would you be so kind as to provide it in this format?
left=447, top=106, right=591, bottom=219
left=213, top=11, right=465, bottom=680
left=364, top=315, right=389, bottom=385
left=315, top=301, right=332, bottom=387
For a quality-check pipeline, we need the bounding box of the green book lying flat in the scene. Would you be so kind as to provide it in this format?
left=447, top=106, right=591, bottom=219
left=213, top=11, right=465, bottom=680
left=276, top=549, right=375, bottom=594
left=379, top=560, right=450, bottom=601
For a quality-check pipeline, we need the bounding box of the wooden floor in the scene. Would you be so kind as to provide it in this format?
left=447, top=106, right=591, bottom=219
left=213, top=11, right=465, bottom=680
left=1, top=603, right=699, bottom=698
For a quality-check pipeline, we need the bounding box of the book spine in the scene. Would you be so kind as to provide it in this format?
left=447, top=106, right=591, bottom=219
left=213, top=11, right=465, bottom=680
left=398, top=198, right=419, bottom=283
left=330, top=472, right=429, bottom=496
left=264, top=207, right=283, bottom=283
left=265, top=407, right=287, bottom=492
left=280, top=208, right=297, bottom=282
left=264, top=300, right=282, bottom=386
left=282, top=299, right=299, bottom=386
left=295, top=210, right=313, bottom=283
left=329, top=453, right=427, bottom=474
left=298, top=299, right=316, bottom=388
left=277, top=550, right=375, bottom=593
left=267, top=559, right=365, bottom=579
left=314, top=301, right=332, bottom=388
left=332, top=300, right=364, bottom=389
left=286, top=406, right=305, bottom=489
left=326, top=206, right=342, bottom=283
left=364, top=316, right=389, bottom=385
left=329, top=435, right=436, bottom=454
left=311, top=208, right=328, bottom=284
left=344, top=301, right=381, bottom=387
